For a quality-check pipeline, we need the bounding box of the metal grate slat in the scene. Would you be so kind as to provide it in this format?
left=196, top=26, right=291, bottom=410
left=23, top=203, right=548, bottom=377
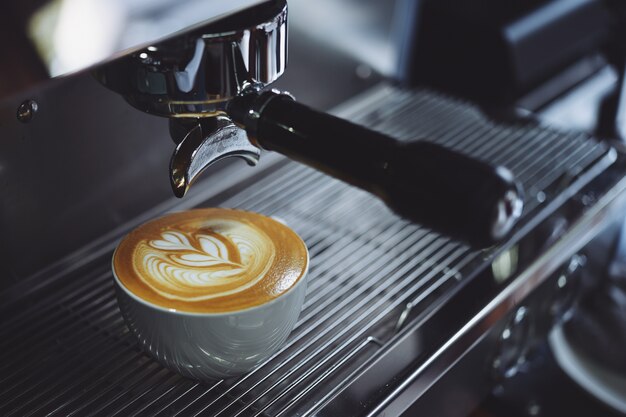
left=189, top=234, right=455, bottom=415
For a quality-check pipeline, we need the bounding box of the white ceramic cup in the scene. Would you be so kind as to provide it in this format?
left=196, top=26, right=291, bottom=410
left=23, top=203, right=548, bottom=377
left=112, top=227, right=308, bottom=381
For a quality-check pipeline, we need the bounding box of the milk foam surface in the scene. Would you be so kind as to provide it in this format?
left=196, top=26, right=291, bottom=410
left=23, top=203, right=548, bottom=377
left=113, top=208, right=308, bottom=313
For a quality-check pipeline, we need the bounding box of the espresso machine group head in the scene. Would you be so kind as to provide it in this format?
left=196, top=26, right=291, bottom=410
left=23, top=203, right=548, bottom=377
left=96, top=0, right=523, bottom=247
left=94, top=0, right=288, bottom=196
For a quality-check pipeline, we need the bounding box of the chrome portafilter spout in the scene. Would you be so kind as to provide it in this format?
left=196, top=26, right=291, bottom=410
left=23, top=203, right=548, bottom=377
left=95, top=0, right=524, bottom=247
left=168, top=116, right=260, bottom=197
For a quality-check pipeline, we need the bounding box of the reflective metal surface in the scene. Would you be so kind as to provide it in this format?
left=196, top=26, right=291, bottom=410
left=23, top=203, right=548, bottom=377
left=92, top=1, right=289, bottom=199
left=492, top=185, right=524, bottom=241
left=94, top=0, right=287, bottom=118
left=0, top=1, right=271, bottom=98
left=15, top=99, right=39, bottom=123
left=368, top=163, right=626, bottom=416
left=170, top=116, right=260, bottom=197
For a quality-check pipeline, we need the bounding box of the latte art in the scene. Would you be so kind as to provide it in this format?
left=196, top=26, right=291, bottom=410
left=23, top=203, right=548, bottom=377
left=139, top=225, right=274, bottom=301
left=113, top=209, right=308, bottom=313
left=147, top=231, right=246, bottom=279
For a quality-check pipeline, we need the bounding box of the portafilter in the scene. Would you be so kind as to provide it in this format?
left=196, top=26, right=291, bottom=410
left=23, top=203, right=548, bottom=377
left=94, top=0, right=523, bottom=247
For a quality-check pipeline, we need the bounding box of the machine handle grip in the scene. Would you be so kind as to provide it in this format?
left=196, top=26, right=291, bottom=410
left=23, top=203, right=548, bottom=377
left=228, top=92, right=523, bottom=247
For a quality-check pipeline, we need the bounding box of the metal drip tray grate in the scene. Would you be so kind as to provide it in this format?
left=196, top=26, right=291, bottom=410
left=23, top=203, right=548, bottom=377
left=0, top=85, right=611, bottom=416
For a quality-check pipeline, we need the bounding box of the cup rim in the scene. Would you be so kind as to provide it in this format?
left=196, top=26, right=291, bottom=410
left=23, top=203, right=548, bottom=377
left=112, top=239, right=309, bottom=318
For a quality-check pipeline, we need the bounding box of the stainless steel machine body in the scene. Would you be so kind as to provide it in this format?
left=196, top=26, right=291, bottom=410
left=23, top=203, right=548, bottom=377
left=1, top=0, right=626, bottom=416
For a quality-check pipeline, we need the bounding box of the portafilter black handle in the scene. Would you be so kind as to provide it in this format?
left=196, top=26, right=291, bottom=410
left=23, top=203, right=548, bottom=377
left=227, top=91, right=523, bottom=247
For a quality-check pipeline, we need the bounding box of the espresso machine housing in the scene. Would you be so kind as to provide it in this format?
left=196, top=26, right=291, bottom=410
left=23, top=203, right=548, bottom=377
left=1, top=0, right=626, bottom=416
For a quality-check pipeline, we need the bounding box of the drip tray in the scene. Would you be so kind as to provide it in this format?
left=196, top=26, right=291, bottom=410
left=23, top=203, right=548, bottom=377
left=0, top=84, right=612, bottom=416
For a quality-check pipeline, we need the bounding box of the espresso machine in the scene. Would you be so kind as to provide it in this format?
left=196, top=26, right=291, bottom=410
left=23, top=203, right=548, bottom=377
left=1, top=0, right=626, bottom=416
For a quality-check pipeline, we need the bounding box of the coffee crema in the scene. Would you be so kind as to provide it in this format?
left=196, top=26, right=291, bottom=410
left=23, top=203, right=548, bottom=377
left=113, top=208, right=308, bottom=313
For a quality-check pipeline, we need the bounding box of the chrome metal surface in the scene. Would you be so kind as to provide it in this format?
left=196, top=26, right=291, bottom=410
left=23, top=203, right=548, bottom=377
left=492, top=183, right=525, bottom=240
left=95, top=0, right=287, bottom=118
left=367, top=171, right=626, bottom=416
left=0, top=84, right=622, bottom=416
left=168, top=88, right=287, bottom=199
left=170, top=116, right=261, bottom=197
left=96, top=0, right=287, bottom=199
left=226, top=88, right=295, bottom=138
left=16, top=100, right=38, bottom=123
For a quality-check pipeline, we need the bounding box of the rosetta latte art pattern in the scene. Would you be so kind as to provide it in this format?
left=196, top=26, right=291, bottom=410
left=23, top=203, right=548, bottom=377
left=113, top=208, right=308, bottom=313
left=135, top=222, right=275, bottom=302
